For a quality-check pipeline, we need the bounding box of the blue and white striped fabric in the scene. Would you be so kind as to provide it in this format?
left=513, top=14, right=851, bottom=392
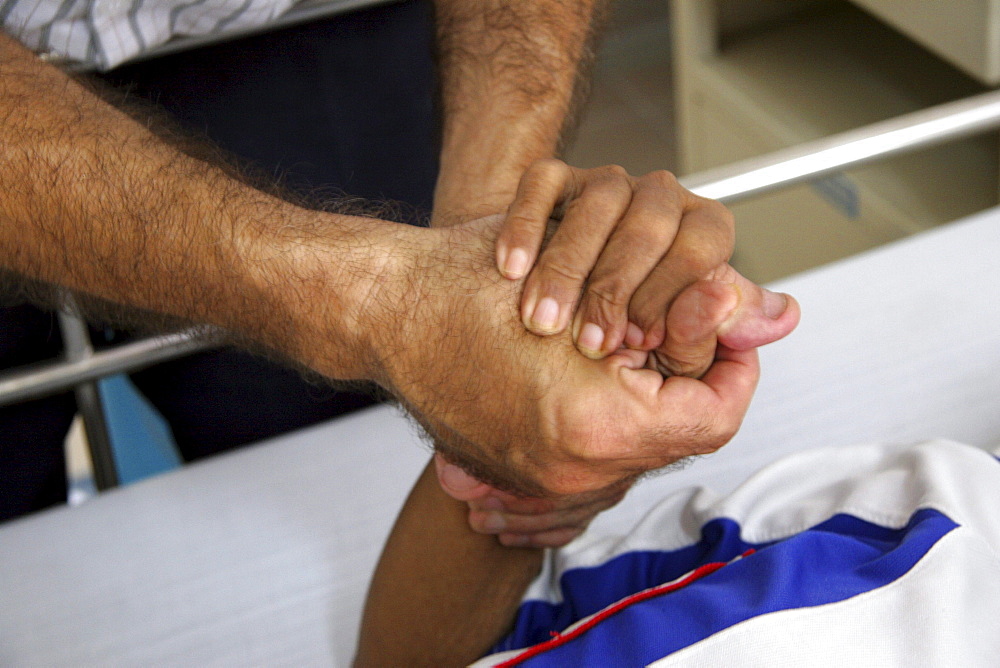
left=0, top=0, right=301, bottom=70
left=475, top=440, right=1000, bottom=667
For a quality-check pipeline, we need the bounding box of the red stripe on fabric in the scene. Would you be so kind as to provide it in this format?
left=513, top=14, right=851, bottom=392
left=495, top=549, right=755, bottom=667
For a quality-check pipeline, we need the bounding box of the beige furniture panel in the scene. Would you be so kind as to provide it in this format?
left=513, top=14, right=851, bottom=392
left=851, top=0, right=1000, bottom=85
left=672, top=0, right=999, bottom=283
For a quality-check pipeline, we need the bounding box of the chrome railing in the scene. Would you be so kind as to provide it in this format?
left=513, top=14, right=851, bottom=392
left=0, top=325, right=213, bottom=409
left=680, top=89, right=1000, bottom=203
left=5, top=88, right=1000, bottom=487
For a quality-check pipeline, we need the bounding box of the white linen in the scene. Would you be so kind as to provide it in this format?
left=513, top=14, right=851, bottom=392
left=0, top=404, right=431, bottom=667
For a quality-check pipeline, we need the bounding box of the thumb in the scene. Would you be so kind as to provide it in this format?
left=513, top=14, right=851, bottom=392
left=652, top=265, right=800, bottom=378
left=433, top=453, right=491, bottom=501
left=712, top=266, right=800, bottom=351
left=651, top=279, right=735, bottom=378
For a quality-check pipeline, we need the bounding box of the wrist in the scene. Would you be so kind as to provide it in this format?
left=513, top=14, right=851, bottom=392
left=232, top=204, right=411, bottom=383
left=431, top=1, right=607, bottom=227
left=433, top=116, right=561, bottom=227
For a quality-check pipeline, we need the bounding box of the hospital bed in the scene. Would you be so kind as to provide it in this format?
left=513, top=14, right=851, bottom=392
left=3, top=93, right=1000, bottom=665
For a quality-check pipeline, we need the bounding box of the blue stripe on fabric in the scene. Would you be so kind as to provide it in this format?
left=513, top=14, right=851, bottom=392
left=494, top=508, right=957, bottom=665
left=495, top=517, right=752, bottom=652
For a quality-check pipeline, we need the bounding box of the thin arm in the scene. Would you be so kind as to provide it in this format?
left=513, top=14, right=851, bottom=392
left=356, top=460, right=542, bottom=666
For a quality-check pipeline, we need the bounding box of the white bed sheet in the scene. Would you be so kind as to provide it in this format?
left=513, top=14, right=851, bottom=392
left=2, top=206, right=1000, bottom=666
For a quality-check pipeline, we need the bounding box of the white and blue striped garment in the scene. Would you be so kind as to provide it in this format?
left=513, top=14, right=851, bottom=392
left=475, top=440, right=1000, bottom=666
left=0, top=0, right=359, bottom=71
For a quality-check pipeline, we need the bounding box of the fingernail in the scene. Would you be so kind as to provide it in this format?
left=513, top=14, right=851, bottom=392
left=531, top=297, right=560, bottom=333
left=763, top=290, right=788, bottom=319
left=439, top=462, right=480, bottom=492
left=577, top=322, right=605, bottom=357
left=625, top=322, right=644, bottom=348
left=503, top=248, right=529, bottom=280
left=482, top=512, right=506, bottom=532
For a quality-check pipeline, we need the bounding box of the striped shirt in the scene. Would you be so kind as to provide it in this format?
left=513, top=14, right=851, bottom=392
left=475, top=440, right=1000, bottom=666
left=0, top=0, right=385, bottom=71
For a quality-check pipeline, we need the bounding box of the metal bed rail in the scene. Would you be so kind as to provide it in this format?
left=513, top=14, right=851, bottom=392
left=679, top=89, right=1000, bottom=203
left=4, top=88, right=1000, bottom=487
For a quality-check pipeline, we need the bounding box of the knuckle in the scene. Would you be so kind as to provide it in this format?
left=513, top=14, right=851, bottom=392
left=706, top=199, right=736, bottom=231
left=540, top=256, right=589, bottom=287
left=585, top=276, right=631, bottom=311
left=629, top=224, right=674, bottom=251
left=717, top=413, right=742, bottom=444
left=502, top=211, right=541, bottom=236
left=674, top=244, right=720, bottom=278
left=529, top=157, right=568, bottom=181
left=661, top=356, right=708, bottom=380
left=691, top=202, right=736, bottom=251
left=652, top=348, right=693, bottom=374
left=600, top=163, right=630, bottom=181
left=645, top=169, right=680, bottom=189
left=566, top=190, right=625, bottom=223
left=693, top=418, right=739, bottom=455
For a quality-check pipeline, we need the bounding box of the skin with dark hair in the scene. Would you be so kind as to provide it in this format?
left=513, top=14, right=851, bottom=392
left=432, top=1, right=753, bottom=413
left=0, top=8, right=802, bottom=660
left=376, top=216, right=776, bottom=497
left=0, top=0, right=795, bottom=505
left=0, top=24, right=770, bottom=499
left=432, top=0, right=610, bottom=224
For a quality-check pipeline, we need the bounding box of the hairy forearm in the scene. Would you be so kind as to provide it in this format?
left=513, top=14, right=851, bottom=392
left=0, top=33, right=394, bottom=380
left=432, top=0, right=608, bottom=223
left=356, top=460, right=542, bottom=666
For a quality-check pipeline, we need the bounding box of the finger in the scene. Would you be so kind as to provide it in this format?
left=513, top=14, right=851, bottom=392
left=675, top=346, right=759, bottom=449
left=433, top=453, right=491, bottom=502
left=651, top=265, right=799, bottom=378
left=625, top=346, right=760, bottom=464
left=651, top=279, right=739, bottom=379
left=466, top=477, right=629, bottom=517
left=468, top=492, right=623, bottom=535
left=468, top=492, right=555, bottom=516
left=571, top=171, right=684, bottom=359
left=629, top=197, right=734, bottom=350
left=499, top=527, right=584, bottom=549
left=496, top=159, right=576, bottom=280
left=521, top=166, right=635, bottom=336
left=698, top=344, right=761, bottom=407
left=706, top=265, right=801, bottom=351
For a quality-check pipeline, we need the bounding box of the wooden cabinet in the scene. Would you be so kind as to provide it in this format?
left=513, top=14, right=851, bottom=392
left=851, top=0, right=1000, bottom=85
left=672, top=0, right=999, bottom=282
